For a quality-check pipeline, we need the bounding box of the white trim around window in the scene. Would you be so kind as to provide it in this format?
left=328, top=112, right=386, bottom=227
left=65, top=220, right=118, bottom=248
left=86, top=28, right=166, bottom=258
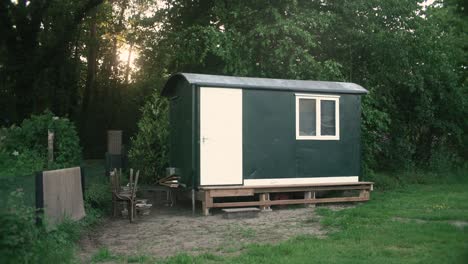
left=295, top=93, right=340, bottom=140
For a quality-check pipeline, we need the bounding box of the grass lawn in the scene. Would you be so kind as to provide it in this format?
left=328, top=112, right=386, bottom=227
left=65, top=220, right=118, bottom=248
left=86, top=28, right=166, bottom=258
left=155, top=182, right=468, bottom=264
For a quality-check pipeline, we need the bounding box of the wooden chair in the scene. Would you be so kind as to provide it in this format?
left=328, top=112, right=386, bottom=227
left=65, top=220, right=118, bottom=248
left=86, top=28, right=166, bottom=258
left=110, top=168, right=140, bottom=222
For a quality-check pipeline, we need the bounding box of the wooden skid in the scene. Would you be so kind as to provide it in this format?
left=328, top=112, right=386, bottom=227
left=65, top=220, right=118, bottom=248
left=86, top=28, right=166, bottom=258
left=200, top=181, right=374, bottom=190
left=199, top=182, right=373, bottom=216
left=212, top=197, right=369, bottom=208
left=252, top=185, right=371, bottom=193
left=210, top=188, right=254, bottom=197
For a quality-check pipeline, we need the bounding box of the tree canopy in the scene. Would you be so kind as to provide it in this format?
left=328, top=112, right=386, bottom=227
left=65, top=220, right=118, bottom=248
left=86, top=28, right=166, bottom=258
left=0, top=0, right=466, bottom=172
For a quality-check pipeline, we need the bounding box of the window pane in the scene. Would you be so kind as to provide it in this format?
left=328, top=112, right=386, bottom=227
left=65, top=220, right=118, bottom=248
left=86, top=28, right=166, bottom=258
left=299, top=99, right=316, bottom=136
left=321, top=100, right=336, bottom=136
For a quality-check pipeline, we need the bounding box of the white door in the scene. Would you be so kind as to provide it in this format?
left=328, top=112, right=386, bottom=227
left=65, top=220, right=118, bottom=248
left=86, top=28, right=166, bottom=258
left=200, top=87, right=243, bottom=186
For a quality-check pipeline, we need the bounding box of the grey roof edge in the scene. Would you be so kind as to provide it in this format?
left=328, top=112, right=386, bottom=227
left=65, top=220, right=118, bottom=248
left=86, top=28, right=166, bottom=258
left=161, top=72, right=368, bottom=96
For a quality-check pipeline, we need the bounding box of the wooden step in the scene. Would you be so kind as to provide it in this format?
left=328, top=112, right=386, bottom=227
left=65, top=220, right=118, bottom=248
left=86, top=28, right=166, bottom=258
left=222, top=207, right=260, bottom=219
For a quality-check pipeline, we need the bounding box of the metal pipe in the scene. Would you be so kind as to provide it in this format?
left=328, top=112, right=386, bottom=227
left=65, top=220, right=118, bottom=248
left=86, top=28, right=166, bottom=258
left=192, top=189, right=195, bottom=216
left=191, top=84, right=196, bottom=216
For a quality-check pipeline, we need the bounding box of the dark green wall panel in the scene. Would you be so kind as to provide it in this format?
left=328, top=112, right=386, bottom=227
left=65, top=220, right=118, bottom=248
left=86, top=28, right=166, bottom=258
left=243, top=90, right=362, bottom=179
left=167, top=79, right=193, bottom=187
left=243, top=90, right=296, bottom=179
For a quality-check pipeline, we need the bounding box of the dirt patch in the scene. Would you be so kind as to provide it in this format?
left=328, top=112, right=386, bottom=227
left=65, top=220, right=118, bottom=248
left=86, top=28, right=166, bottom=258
left=392, top=217, right=468, bottom=229
left=320, top=203, right=357, bottom=211
left=451, top=221, right=468, bottom=229
left=78, top=204, right=329, bottom=261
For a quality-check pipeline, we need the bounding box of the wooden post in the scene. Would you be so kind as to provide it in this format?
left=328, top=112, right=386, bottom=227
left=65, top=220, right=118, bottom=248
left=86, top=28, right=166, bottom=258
left=259, top=193, right=272, bottom=211
left=259, top=193, right=266, bottom=210
left=359, top=190, right=370, bottom=200
left=202, top=190, right=212, bottom=216
left=47, top=130, right=54, bottom=167
left=304, top=191, right=316, bottom=208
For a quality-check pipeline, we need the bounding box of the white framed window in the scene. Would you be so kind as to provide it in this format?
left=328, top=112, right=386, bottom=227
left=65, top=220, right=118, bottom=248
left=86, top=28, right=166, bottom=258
left=295, top=93, right=340, bottom=140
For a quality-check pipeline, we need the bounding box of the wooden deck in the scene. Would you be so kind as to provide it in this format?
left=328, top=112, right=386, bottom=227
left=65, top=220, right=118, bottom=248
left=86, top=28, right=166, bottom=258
left=198, top=182, right=374, bottom=216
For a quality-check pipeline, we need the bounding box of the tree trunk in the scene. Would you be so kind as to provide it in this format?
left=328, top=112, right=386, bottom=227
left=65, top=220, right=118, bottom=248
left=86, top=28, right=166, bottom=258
left=124, top=43, right=133, bottom=85
left=107, top=0, right=129, bottom=128
left=81, top=12, right=98, bottom=132
left=70, top=28, right=82, bottom=119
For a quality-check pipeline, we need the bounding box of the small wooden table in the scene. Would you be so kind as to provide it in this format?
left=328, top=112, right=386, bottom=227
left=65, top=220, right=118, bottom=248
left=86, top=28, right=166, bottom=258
left=139, top=185, right=176, bottom=207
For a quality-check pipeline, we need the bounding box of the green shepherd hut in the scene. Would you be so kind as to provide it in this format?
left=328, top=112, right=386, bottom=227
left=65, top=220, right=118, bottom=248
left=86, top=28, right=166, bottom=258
left=161, top=73, right=373, bottom=215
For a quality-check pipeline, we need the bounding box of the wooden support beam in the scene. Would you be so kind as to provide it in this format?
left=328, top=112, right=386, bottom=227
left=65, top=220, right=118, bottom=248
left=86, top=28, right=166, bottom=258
left=359, top=189, right=370, bottom=199
left=304, top=191, right=315, bottom=208
left=199, top=182, right=374, bottom=190
left=259, top=193, right=266, bottom=210
left=210, top=196, right=369, bottom=209
left=210, top=188, right=254, bottom=198
left=202, top=190, right=212, bottom=216
left=198, top=181, right=374, bottom=216
left=259, top=193, right=272, bottom=211
left=252, top=185, right=372, bottom=194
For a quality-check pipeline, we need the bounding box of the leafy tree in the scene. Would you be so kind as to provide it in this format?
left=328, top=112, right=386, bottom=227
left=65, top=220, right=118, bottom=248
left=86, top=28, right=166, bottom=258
left=317, top=0, right=467, bottom=170
left=1, top=0, right=465, bottom=174
left=133, top=0, right=467, bottom=175
left=0, top=0, right=103, bottom=122
left=128, top=92, right=169, bottom=182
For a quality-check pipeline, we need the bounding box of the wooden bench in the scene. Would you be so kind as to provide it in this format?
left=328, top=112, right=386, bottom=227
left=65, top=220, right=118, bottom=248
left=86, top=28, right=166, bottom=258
left=199, top=182, right=374, bottom=216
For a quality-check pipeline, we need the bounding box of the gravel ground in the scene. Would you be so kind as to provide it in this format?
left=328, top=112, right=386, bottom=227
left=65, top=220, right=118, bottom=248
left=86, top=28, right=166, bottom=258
left=78, top=202, right=330, bottom=261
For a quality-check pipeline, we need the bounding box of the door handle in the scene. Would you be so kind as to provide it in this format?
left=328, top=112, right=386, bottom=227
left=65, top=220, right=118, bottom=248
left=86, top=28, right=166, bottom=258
left=201, top=137, right=209, bottom=143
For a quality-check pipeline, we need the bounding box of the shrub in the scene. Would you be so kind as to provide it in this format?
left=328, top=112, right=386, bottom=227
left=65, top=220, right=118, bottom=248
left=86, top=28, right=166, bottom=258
left=0, top=149, right=44, bottom=177
left=0, top=191, right=39, bottom=263
left=0, top=191, right=77, bottom=263
left=0, top=187, right=109, bottom=264
left=0, top=190, right=98, bottom=264
left=428, top=144, right=463, bottom=173
left=128, top=91, right=169, bottom=183
left=84, top=181, right=111, bottom=212
left=0, top=110, right=81, bottom=175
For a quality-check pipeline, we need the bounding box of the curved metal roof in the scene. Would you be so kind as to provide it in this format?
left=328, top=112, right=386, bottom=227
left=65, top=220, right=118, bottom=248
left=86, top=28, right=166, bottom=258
left=161, top=72, right=368, bottom=96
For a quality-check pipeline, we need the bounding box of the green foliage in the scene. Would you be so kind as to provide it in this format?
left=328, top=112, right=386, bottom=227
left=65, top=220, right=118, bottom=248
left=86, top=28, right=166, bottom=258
left=0, top=149, right=45, bottom=177
left=0, top=160, right=109, bottom=264
left=363, top=165, right=468, bottom=190
left=332, top=0, right=468, bottom=172
left=142, top=1, right=345, bottom=80
left=0, top=0, right=104, bottom=122
left=0, top=110, right=81, bottom=175
left=1, top=0, right=466, bottom=174
left=91, top=247, right=118, bottom=263
left=361, top=90, right=391, bottom=173
left=0, top=161, right=106, bottom=264
left=135, top=0, right=467, bottom=175
left=80, top=160, right=109, bottom=221
left=90, top=247, right=154, bottom=263
left=428, top=145, right=464, bottom=173
left=0, top=191, right=39, bottom=263
left=84, top=181, right=111, bottom=212
left=128, top=91, right=169, bottom=182
left=0, top=190, right=78, bottom=264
